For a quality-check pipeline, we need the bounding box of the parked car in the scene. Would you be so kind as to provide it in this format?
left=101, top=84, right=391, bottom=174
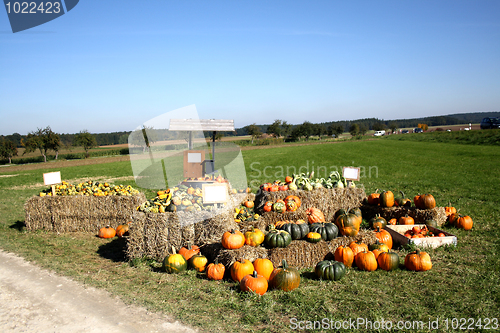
left=373, top=130, right=385, bottom=136
left=414, top=128, right=424, bottom=133
left=401, top=129, right=409, bottom=134
left=480, top=117, right=500, bottom=129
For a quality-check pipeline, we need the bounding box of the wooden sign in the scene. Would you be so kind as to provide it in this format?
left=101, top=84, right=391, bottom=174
left=43, top=172, right=61, bottom=186
left=202, top=183, right=228, bottom=204
left=342, top=167, right=360, bottom=181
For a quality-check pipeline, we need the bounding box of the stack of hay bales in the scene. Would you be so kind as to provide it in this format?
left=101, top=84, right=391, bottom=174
left=361, top=205, right=447, bottom=227
left=24, top=194, right=146, bottom=233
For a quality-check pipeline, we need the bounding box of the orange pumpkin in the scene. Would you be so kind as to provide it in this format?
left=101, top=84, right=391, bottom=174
left=367, top=190, right=380, bottom=205
left=388, top=218, right=397, bottom=225
left=455, top=215, right=473, bottom=231
left=306, top=207, right=325, bottom=224
left=244, top=227, right=265, bottom=247
left=253, top=258, right=274, bottom=281
left=379, top=190, right=395, bottom=208
left=334, top=245, right=354, bottom=268
left=399, top=214, right=414, bottom=225
left=231, top=259, right=254, bottom=282
left=222, top=229, right=245, bottom=250
left=263, top=201, right=273, bottom=213
left=355, top=251, right=378, bottom=271
left=418, top=194, right=436, bottom=209
left=373, top=227, right=393, bottom=249
left=243, top=201, right=254, bottom=208
left=206, top=259, right=225, bottom=280
left=178, top=243, right=200, bottom=261
left=98, top=226, right=116, bottom=239
left=349, top=241, right=368, bottom=257
left=240, top=271, right=268, bottom=295
left=115, top=223, right=130, bottom=238
left=444, top=205, right=457, bottom=217
left=405, top=249, right=432, bottom=271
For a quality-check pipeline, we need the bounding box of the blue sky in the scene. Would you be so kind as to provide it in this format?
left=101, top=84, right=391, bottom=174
left=1, top=0, right=499, bottom=136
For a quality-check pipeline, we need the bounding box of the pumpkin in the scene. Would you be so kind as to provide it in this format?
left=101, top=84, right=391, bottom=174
left=334, top=245, right=354, bottom=268
left=398, top=214, right=414, bottom=225
left=265, top=226, right=292, bottom=248
left=354, top=251, right=378, bottom=271
left=371, top=249, right=385, bottom=260
left=349, top=241, right=368, bottom=257
left=273, top=199, right=287, bottom=213
left=377, top=251, right=400, bottom=271
left=285, top=195, right=302, bottom=209
left=425, top=219, right=438, bottom=228
left=269, top=260, right=301, bottom=291
left=309, top=222, right=338, bottom=241
left=369, top=214, right=387, bottom=230
left=285, top=176, right=293, bottom=183
left=368, top=240, right=390, bottom=252
left=275, top=220, right=309, bottom=240
left=285, top=199, right=299, bottom=212
left=98, top=226, right=116, bottom=239
left=253, top=258, right=274, bottom=281
left=388, top=218, right=397, bottom=225
left=455, top=215, right=473, bottom=230
left=278, top=184, right=289, bottom=191
left=395, top=191, right=411, bottom=207
left=231, top=259, right=254, bottom=282
left=240, top=271, right=268, bottom=295
left=244, top=227, right=265, bottom=247
left=405, top=249, right=432, bottom=271
left=418, top=194, right=436, bottom=209
left=115, top=223, right=130, bottom=238
left=163, top=247, right=187, bottom=274
left=306, top=207, right=325, bottom=224
left=379, top=190, right=395, bottom=208
left=188, top=253, right=208, bottom=272
left=314, top=260, right=347, bottom=281
left=367, top=190, right=380, bottom=205
left=243, top=201, right=254, bottom=208
left=373, top=227, right=393, bottom=249
left=305, top=232, right=322, bottom=243
left=445, top=204, right=457, bottom=218
left=178, top=242, right=200, bottom=261
left=448, top=212, right=459, bottom=226
left=221, top=229, right=245, bottom=250
left=206, top=259, right=225, bottom=280
left=263, top=201, right=273, bottom=212
left=335, top=210, right=361, bottom=237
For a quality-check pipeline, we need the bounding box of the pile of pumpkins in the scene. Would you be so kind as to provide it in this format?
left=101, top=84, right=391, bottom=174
left=39, top=180, right=140, bottom=197
left=97, top=223, right=130, bottom=238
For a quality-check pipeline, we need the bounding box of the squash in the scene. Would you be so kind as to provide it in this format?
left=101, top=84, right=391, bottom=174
left=334, top=245, right=354, bottom=268
left=367, top=190, right=380, bottom=205
left=163, top=246, right=187, bottom=274
left=368, top=240, right=390, bottom=252
left=377, top=251, right=400, bottom=271
left=244, top=227, right=265, bottom=247
left=178, top=243, right=200, bottom=261
left=206, top=259, right=225, bottom=280
left=275, top=220, right=309, bottom=240
left=305, top=232, right=322, bottom=243
left=188, top=253, right=208, bottom=272
left=379, top=190, right=395, bottom=208
left=253, top=258, right=274, bottom=281
left=395, top=191, right=411, bottom=207
left=269, top=260, right=301, bottom=291
left=265, top=226, right=292, bottom=248
left=314, top=260, right=347, bottom=281
left=425, top=219, right=438, bottom=228
left=263, top=201, right=273, bottom=212
left=306, top=207, right=325, bottom=224
left=231, top=259, right=254, bottom=282
left=115, top=223, right=130, bottom=238
left=418, top=194, right=436, bottom=209
left=221, top=229, right=245, bottom=250
left=405, top=249, right=432, bottom=271
left=272, top=199, right=287, bottom=213
left=309, top=222, right=338, bottom=241
left=369, top=214, right=387, bottom=230
left=240, top=271, right=268, bottom=295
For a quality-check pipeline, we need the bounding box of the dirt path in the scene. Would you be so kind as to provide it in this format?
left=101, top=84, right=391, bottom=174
left=0, top=250, right=198, bottom=333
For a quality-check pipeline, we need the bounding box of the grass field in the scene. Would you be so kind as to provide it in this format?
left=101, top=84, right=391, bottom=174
left=1, top=135, right=499, bottom=332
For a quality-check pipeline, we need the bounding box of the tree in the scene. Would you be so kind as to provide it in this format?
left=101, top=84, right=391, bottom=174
left=267, top=119, right=282, bottom=138
left=389, top=122, right=398, bottom=134
left=0, top=139, right=18, bottom=164
left=349, top=123, right=360, bottom=137
left=74, top=130, right=97, bottom=158
left=281, top=121, right=292, bottom=139
left=129, top=126, right=158, bottom=152
left=314, top=124, right=327, bottom=140
left=23, top=126, right=60, bottom=162
left=290, top=125, right=304, bottom=142
left=328, top=124, right=344, bottom=138
left=245, top=123, right=262, bottom=144
left=372, top=122, right=386, bottom=131
left=359, top=124, right=368, bottom=136
left=301, top=121, right=314, bottom=141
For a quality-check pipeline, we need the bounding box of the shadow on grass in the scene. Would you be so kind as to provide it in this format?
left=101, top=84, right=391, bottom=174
left=96, top=237, right=128, bottom=262
left=9, top=220, right=26, bottom=231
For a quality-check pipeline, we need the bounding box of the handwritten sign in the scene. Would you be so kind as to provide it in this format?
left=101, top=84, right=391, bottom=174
left=43, top=172, right=61, bottom=186
left=342, top=167, right=360, bottom=181
left=202, top=183, right=228, bottom=204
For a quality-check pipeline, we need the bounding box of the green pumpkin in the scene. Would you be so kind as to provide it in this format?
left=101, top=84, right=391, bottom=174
left=265, top=227, right=292, bottom=248
left=162, top=253, right=187, bottom=274
left=369, top=214, right=387, bottom=230
left=425, top=219, right=438, bottom=228
left=306, top=232, right=322, bottom=243
left=377, top=251, right=400, bottom=271
left=309, top=222, right=338, bottom=241
left=276, top=221, right=309, bottom=240
left=270, top=260, right=301, bottom=291
left=335, top=211, right=361, bottom=237
left=314, top=260, right=347, bottom=281
left=368, top=240, right=390, bottom=252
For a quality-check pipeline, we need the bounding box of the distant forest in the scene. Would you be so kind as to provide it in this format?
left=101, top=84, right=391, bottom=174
left=2, top=111, right=499, bottom=148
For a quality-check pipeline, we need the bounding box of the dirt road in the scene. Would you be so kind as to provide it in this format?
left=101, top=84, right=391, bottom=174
left=0, top=250, right=198, bottom=333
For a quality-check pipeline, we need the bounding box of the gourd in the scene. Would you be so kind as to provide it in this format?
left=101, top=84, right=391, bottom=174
left=240, top=271, right=268, bottom=295
left=221, top=229, right=245, bottom=250
left=309, top=222, right=338, bottom=241
left=269, top=260, right=301, bottom=291
left=314, top=260, right=347, bottom=281
left=163, top=246, right=187, bottom=274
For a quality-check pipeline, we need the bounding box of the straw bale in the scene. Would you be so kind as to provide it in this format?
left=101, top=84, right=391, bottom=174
left=360, top=205, right=447, bottom=226
left=211, top=245, right=269, bottom=268
left=268, top=229, right=378, bottom=269
left=24, top=194, right=146, bottom=233
left=254, top=188, right=366, bottom=225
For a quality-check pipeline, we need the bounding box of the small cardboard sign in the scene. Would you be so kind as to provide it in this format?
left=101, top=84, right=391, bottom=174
left=43, top=172, right=61, bottom=186
left=342, top=167, right=360, bottom=181
left=187, top=152, right=202, bottom=163
left=202, top=183, right=228, bottom=204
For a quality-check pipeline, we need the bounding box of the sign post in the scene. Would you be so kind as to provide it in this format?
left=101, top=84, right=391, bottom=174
left=43, top=172, right=62, bottom=196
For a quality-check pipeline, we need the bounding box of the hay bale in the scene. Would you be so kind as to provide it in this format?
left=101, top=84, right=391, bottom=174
left=360, top=205, right=447, bottom=226
left=210, top=245, right=269, bottom=268
left=268, top=229, right=378, bottom=269
left=24, top=194, right=146, bottom=233
left=254, top=188, right=366, bottom=225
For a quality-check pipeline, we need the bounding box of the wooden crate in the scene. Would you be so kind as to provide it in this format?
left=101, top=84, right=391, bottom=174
left=386, top=225, right=457, bottom=249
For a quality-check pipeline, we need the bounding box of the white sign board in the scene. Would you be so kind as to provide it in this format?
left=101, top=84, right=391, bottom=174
left=342, top=167, right=360, bottom=181
left=187, top=152, right=202, bottom=163
left=202, top=183, right=228, bottom=204
left=43, top=172, right=61, bottom=186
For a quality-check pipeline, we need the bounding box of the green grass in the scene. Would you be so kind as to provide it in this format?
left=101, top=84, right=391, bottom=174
left=385, top=128, right=500, bottom=146
left=1, top=138, right=499, bottom=332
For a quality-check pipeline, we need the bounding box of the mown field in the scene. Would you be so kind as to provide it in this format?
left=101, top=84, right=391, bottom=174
left=0, top=134, right=499, bottom=332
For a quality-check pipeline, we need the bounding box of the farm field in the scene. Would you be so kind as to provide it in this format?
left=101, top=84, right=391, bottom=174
left=1, top=138, right=499, bottom=332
